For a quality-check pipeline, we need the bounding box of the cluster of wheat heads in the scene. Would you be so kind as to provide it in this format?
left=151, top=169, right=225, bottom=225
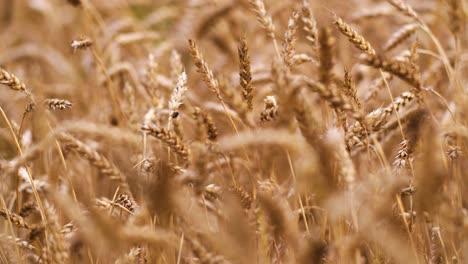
left=0, top=0, right=466, bottom=263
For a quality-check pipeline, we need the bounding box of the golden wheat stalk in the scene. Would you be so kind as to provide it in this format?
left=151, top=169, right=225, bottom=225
left=238, top=37, right=254, bottom=111
left=333, top=15, right=376, bottom=55
left=188, top=39, right=222, bottom=100
left=383, top=23, right=419, bottom=51
left=0, top=208, right=30, bottom=229
left=58, top=133, right=130, bottom=192
left=360, top=54, right=421, bottom=89
left=141, top=123, right=190, bottom=163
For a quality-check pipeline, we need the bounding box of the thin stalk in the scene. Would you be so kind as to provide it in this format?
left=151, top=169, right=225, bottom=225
left=0, top=106, right=46, bottom=223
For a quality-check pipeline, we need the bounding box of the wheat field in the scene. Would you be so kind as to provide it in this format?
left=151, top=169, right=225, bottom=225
left=0, top=0, right=466, bottom=263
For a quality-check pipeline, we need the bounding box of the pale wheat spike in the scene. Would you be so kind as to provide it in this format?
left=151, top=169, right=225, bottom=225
left=301, top=0, right=318, bottom=47
left=384, top=23, right=419, bottom=51
left=387, top=0, right=420, bottom=22
left=43, top=98, right=73, bottom=110
left=282, top=11, right=300, bottom=67
left=168, top=71, right=188, bottom=118
left=393, top=139, right=411, bottom=170
left=0, top=234, right=35, bottom=250
left=170, top=49, right=184, bottom=83
left=248, top=0, right=276, bottom=40
left=0, top=68, right=31, bottom=96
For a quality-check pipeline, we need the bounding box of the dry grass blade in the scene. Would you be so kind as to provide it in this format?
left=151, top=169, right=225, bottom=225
left=168, top=71, right=188, bottom=118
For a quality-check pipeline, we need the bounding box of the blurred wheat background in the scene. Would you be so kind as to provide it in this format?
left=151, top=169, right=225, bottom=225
left=0, top=0, right=466, bottom=263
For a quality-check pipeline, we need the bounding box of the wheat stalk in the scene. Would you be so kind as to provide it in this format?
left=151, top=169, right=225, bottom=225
left=238, top=37, right=254, bottom=111
left=384, top=23, right=419, bottom=51
left=333, top=15, right=376, bottom=55
left=0, top=208, right=30, bottom=229
left=141, top=123, right=190, bottom=163
left=282, top=11, right=300, bottom=67
left=193, top=107, right=218, bottom=142
left=301, top=0, right=318, bottom=47
left=360, top=54, right=421, bottom=89
left=58, top=133, right=131, bottom=192
left=318, top=27, right=335, bottom=86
